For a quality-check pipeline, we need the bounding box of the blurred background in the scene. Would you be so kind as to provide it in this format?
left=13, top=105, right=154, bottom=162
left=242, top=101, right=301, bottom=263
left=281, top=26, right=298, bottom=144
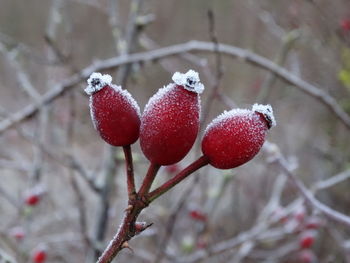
left=1, top=0, right=350, bottom=262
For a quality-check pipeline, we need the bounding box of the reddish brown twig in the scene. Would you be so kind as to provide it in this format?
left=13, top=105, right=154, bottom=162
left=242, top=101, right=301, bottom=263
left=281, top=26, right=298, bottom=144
left=97, top=155, right=209, bottom=262
left=148, top=155, right=209, bottom=202
left=123, top=145, right=136, bottom=198
left=138, top=163, right=161, bottom=197
left=96, top=198, right=148, bottom=263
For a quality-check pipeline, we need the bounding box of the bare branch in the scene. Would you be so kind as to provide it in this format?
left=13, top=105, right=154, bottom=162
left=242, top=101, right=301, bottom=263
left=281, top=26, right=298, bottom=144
left=266, top=143, right=350, bottom=227
left=1, top=40, right=349, bottom=135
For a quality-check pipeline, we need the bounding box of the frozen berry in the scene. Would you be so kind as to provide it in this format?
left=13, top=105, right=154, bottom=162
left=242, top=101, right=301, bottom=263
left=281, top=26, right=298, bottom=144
left=189, top=209, right=207, bottom=222
left=140, top=70, right=204, bottom=165
left=299, top=230, right=316, bottom=249
left=85, top=72, right=141, bottom=146
left=201, top=104, right=276, bottom=169
left=32, top=247, right=47, bottom=263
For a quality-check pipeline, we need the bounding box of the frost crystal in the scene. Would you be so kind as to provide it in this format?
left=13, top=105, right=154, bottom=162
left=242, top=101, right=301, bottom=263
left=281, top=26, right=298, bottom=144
left=205, top=109, right=252, bottom=134
left=172, top=70, right=204, bottom=94
left=111, top=84, right=141, bottom=117
left=85, top=72, right=112, bottom=95
left=252, top=104, right=276, bottom=128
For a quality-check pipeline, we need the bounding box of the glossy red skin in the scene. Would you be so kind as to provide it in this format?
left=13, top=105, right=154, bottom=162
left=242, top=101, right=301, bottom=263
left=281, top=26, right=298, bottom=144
left=202, top=112, right=268, bottom=169
left=140, top=85, right=200, bottom=165
left=90, top=85, right=140, bottom=146
left=33, top=250, right=46, bottom=263
left=25, top=194, right=40, bottom=206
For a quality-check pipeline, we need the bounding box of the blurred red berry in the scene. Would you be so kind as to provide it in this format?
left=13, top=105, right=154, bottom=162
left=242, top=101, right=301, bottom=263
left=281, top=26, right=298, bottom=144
left=85, top=72, right=141, bottom=146
left=202, top=104, right=276, bottom=169
left=341, top=19, right=350, bottom=32
left=299, top=231, right=316, bottom=249
left=298, top=249, right=316, bottom=263
left=304, top=216, right=323, bottom=230
left=189, top=209, right=207, bottom=222
left=25, top=194, right=40, bottom=206
left=196, top=237, right=208, bottom=249
left=10, top=227, right=25, bottom=241
left=32, top=249, right=47, bottom=263
left=140, top=70, right=204, bottom=165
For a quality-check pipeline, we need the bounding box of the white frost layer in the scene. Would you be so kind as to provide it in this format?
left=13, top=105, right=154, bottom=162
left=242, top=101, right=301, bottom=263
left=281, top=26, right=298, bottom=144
left=252, top=104, right=276, bottom=127
left=85, top=72, right=112, bottom=95
left=205, top=108, right=252, bottom=134
left=111, top=84, right=141, bottom=117
left=172, top=69, right=204, bottom=94
left=143, top=83, right=175, bottom=115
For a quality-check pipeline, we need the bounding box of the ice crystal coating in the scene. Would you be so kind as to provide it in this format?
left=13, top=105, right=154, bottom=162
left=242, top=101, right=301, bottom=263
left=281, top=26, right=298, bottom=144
left=85, top=72, right=112, bottom=95
left=204, top=109, right=252, bottom=134
left=172, top=70, right=204, bottom=94
left=252, top=103, right=276, bottom=128
left=140, top=82, right=200, bottom=165
left=110, top=84, right=141, bottom=117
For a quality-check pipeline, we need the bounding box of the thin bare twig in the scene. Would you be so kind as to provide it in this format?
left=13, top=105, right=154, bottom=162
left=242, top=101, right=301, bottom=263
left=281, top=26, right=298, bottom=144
left=277, top=156, right=350, bottom=227
left=1, top=40, right=350, bottom=134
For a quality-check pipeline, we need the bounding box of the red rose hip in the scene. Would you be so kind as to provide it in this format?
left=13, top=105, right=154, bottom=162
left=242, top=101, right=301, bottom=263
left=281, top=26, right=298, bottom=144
left=201, top=104, right=276, bottom=169
left=25, top=193, right=40, bottom=206
left=140, top=70, right=204, bottom=165
left=85, top=72, right=141, bottom=146
left=299, top=230, right=316, bottom=249
left=32, top=246, right=47, bottom=263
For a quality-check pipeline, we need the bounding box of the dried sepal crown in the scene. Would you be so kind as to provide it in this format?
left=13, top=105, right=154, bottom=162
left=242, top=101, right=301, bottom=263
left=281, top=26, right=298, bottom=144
left=85, top=72, right=112, bottom=95
left=172, top=70, right=205, bottom=94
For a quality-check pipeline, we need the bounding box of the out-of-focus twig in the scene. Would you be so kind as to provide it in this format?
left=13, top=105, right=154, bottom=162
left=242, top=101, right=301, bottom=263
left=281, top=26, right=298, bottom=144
left=201, top=9, right=224, bottom=126
left=1, top=40, right=349, bottom=134
left=311, top=169, right=350, bottom=192
left=266, top=142, right=350, bottom=227
left=154, top=174, right=202, bottom=263
left=257, top=29, right=300, bottom=103
left=0, top=247, right=17, bottom=263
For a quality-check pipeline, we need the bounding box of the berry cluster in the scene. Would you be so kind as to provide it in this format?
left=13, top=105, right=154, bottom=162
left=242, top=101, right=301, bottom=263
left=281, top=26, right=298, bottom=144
left=86, top=70, right=275, bottom=171
left=85, top=70, right=276, bottom=261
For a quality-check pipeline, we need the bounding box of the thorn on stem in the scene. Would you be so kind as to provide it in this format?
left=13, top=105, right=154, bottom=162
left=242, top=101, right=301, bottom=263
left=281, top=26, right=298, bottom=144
left=125, top=205, right=133, bottom=213
left=122, top=241, right=134, bottom=253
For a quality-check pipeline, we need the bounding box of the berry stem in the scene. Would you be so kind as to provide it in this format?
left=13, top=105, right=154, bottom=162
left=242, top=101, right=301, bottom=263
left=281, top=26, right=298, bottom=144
left=148, top=155, right=209, bottom=202
left=138, top=162, right=161, bottom=197
left=123, top=145, right=136, bottom=198
left=96, top=198, right=147, bottom=263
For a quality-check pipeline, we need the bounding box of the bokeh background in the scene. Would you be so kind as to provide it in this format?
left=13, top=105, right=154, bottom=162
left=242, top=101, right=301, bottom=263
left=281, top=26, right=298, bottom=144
left=1, top=0, right=350, bottom=262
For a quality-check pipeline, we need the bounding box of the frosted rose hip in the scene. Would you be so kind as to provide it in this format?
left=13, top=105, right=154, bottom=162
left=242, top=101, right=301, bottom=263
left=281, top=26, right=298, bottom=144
left=85, top=72, right=141, bottom=146
left=201, top=104, right=276, bottom=169
left=140, top=70, right=204, bottom=165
